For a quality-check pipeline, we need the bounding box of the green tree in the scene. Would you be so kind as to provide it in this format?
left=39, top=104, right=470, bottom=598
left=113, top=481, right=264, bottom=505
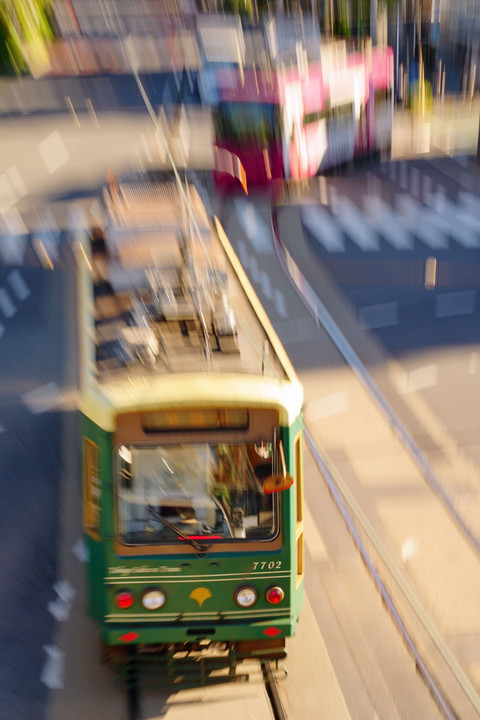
left=0, top=0, right=54, bottom=76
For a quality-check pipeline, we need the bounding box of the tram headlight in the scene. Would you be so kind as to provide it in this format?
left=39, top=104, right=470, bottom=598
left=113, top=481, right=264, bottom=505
left=265, top=586, right=285, bottom=605
left=114, top=590, right=135, bottom=609
left=141, top=588, right=166, bottom=611
left=234, top=585, right=258, bottom=608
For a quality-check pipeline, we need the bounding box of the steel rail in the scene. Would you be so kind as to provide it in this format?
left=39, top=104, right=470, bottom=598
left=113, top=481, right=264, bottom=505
left=271, top=208, right=480, bottom=558
left=271, top=211, right=480, bottom=718
left=261, top=660, right=288, bottom=720
left=305, top=428, right=459, bottom=720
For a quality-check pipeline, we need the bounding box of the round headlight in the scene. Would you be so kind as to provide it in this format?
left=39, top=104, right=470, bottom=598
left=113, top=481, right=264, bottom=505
left=141, top=589, right=166, bottom=611
left=234, top=585, right=258, bottom=608
left=114, top=590, right=135, bottom=609
left=265, top=586, right=285, bottom=605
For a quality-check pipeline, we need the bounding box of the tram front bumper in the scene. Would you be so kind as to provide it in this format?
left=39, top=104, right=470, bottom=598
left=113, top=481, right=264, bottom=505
left=103, top=615, right=297, bottom=647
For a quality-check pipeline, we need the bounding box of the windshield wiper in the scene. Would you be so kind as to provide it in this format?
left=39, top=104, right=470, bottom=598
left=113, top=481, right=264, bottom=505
left=147, top=505, right=210, bottom=553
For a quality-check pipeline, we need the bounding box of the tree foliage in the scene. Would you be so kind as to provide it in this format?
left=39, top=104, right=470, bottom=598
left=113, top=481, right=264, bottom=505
left=0, top=0, right=54, bottom=75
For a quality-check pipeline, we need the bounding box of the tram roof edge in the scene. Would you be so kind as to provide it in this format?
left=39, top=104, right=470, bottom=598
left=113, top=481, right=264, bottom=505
left=79, top=373, right=303, bottom=432
left=213, top=216, right=301, bottom=389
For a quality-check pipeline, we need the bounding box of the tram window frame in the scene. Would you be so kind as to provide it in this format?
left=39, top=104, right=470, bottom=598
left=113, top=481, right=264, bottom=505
left=294, top=432, right=304, bottom=584
left=113, top=440, right=281, bottom=549
left=83, top=437, right=102, bottom=540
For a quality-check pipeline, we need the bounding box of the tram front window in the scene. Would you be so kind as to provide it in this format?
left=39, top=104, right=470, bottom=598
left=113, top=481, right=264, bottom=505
left=116, top=442, right=277, bottom=545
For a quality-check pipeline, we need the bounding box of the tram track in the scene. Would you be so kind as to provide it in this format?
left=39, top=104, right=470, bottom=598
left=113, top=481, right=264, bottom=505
left=270, top=209, right=480, bottom=719
left=271, top=207, right=480, bottom=559
left=122, top=655, right=286, bottom=720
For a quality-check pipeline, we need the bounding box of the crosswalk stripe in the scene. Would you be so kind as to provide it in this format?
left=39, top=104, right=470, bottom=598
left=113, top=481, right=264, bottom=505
left=363, top=196, right=413, bottom=250
left=259, top=270, right=273, bottom=299
left=399, top=161, right=409, bottom=189
left=233, top=198, right=273, bottom=254
left=21, top=382, right=63, bottom=414
left=273, top=288, right=288, bottom=318
left=459, top=191, right=480, bottom=220
left=395, top=195, right=448, bottom=249
left=410, top=166, right=420, bottom=196
left=300, top=205, right=345, bottom=252
left=0, top=235, right=27, bottom=264
left=0, top=288, right=16, bottom=318
left=422, top=173, right=433, bottom=200
left=332, top=197, right=379, bottom=250
left=425, top=191, right=480, bottom=248
left=7, top=270, right=30, bottom=300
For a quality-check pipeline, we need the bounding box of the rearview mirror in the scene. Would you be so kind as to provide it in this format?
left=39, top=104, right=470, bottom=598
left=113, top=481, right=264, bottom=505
left=263, top=473, right=294, bottom=494
left=262, top=440, right=293, bottom=493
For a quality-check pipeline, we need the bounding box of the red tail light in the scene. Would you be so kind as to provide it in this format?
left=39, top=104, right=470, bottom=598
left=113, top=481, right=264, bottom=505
left=114, top=590, right=135, bottom=609
left=265, top=586, right=284, bottom=605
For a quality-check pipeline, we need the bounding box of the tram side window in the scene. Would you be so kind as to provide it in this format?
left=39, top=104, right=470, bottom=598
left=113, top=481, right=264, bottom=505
left=294, top=434, right=304, bottom=582
left=83, top=438, right=102, bottom=539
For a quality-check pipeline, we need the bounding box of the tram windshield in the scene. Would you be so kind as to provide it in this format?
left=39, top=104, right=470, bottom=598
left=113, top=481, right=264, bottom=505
left=115, top=442, right=278, bottom=546
left=214, top=102, right=278, bottom=150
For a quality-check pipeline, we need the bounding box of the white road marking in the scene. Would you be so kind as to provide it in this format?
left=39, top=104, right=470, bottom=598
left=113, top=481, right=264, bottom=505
left=38, top=130, right=70, bottom=174
left=40, top=646, right=65, bottom=689
left=0, top=288, right=16, bottom=318
left=21, top=382, right=63, bottom=414
left=410, top=166, right=420, bottom=196
left=259, top=270, right=273, bottom=299
left=422, top=173, right=433, bottom=200
left=48, top=580, right=76, bottom=621
left=362, top=196, right=413, bottom=250
left=359, top=301, right=398, bottom=329
left=301, top=204, right=345, bottom=252
left=233, top=198, right=273, bottom=254
left=333, top=198, right=379, bottom=251
left=399, top=364, right=438, bottom=393
left=248, top=254, right=261, bottom=284
left=8, top=270, right=30, bottom=300
left=0, top=233, right=27, bottom=265
left=273, top=288, right=288, bottom=318
left=72, top=536, right=89, bottom=562
left=0, top=323, right=4, bottom=338
left=395, top=195, right=448, bottom=249
left=305, top=391, right=349, bottom=421
left=425, top=190, right=480, bottom=247
left=435, top=290, right=476, bottom=318
left=459, top=191, right=480, bottom=218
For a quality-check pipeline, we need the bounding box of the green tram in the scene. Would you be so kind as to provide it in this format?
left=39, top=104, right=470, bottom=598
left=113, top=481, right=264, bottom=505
left=77, top=178, right=304, bottom=668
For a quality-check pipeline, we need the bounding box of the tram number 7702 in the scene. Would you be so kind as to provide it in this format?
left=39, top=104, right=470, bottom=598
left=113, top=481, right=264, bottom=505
left=253, top=561, right=283, bottom=570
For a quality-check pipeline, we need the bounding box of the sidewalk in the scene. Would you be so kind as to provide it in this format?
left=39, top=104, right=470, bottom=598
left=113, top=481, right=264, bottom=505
left=392, top=97, right=480, bottom=159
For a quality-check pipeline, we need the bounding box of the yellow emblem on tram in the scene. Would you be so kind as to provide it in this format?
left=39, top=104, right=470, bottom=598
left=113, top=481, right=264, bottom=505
left=190, top=587, right=212, bottom=607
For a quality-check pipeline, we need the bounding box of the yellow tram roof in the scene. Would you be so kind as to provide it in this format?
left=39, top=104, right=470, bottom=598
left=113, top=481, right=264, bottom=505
left=77, top=180, right=303, bottom=432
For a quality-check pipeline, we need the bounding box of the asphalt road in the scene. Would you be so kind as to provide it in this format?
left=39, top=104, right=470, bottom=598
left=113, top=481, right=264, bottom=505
left=1, top=101, right=480, bottom=717
left=0, top=263, right=72, bottom=720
